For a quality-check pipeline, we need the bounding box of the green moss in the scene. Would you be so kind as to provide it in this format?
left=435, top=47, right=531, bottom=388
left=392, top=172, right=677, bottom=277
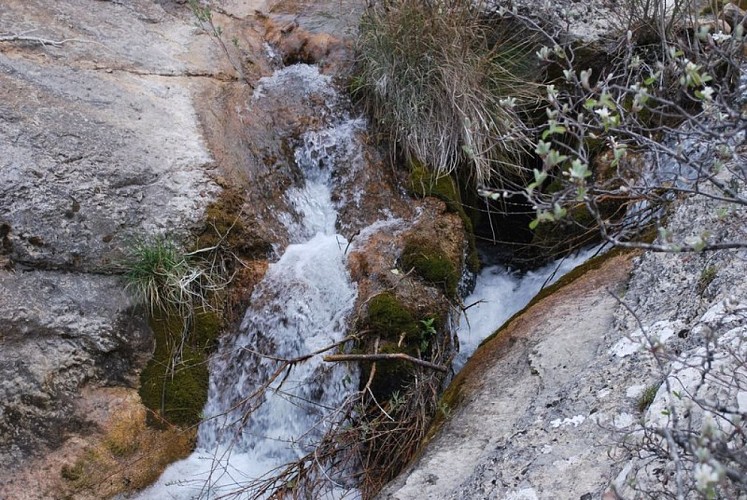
left=409, top=158, right=480, bottom=273
left=401, top=237, right=459, bottom=297
left=195, top=189, right=272, bottom=259
left=366, top=292, right=419, bottom=340
left=192, top=310, right=222, bottom=348
left=360, top=341, right=414, bottom=400
left=139, top=310, right=218, bottom=427
left=139, top=345, right=208, bottom=427
left=360, top=294, right=446, bottom=400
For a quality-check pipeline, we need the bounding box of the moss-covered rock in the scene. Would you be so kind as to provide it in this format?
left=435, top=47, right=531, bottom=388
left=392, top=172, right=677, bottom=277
left=366, top=292, right=419, bottom=341
left=408, top=159, right=479, bottom=273
left=195, top=188, right=272, bottom=259
left=401, top=237, right=459, bottom=298
left=138, top=310, right=221, bottom=427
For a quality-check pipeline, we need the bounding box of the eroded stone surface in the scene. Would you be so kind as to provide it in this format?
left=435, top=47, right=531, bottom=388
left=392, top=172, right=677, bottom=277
left=1, top=2, right=470, bottom=498
left=0, top=0, right=223, bottom=491
left=379, top=253, right=636, bottom=499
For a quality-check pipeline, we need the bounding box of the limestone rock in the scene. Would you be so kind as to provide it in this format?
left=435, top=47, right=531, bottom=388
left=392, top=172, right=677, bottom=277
left=0, top=270, right=150, bottom=478
left=0, top=0, right=221, bottom=487
left=378, top=253, right=636, bottom=499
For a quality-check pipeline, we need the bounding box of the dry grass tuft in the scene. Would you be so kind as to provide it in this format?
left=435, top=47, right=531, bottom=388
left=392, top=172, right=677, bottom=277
left=355, top=0, right=540, bottom=187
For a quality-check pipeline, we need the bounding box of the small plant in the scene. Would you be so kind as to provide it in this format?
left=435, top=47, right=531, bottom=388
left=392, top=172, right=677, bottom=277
left=121, top=237, right=194, bottom=315
left=187, top=0, right=249, bottom=83
left=480, top=4, right=747, bottom=254
left=120, top=235, right=229, bottom=317
left=120, top=236, right=228, bottom=424
left=637, top=383, right=659, bottom=413
left=697, top=264, right=718, bottom=294
left=419, top=317, right=437, bottom=353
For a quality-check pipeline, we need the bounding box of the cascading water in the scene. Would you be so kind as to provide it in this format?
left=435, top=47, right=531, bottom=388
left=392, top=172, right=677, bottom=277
left=454, top=247, right=600, bottom=371
left=139, top=65, right=363, bottom=499
left=139, top=62, right=601, bottom=500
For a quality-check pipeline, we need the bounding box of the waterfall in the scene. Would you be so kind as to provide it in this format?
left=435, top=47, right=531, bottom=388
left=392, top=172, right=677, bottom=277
left=139, top=61, right=600, bottom=500
left=139, top=65, right=362, bottom=500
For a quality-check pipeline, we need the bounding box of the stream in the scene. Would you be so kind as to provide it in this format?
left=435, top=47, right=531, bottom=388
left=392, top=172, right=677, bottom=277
left=454, top=247, right=600, bottom=371
left=139, top=62, right=598, bottom=499
left=140, top=65, right=364, bottom=499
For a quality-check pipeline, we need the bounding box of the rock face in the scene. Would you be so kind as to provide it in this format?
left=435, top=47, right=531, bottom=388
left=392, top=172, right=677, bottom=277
left=379, top=181, right=747, bottom=497
left=0, top=1, right=470, bottom=498
left=378, top=252, right=636, bottom=499
left=0, top=0, right=223, bottom=491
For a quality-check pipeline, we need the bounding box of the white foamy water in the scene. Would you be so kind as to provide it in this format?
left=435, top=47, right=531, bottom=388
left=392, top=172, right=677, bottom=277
left=139, top=62, right=599, bottom=499
left=454, top=247, right=601, bottom=370
left=139, top=65, right=362, bottom=500
left=140, top=233, right=358, bottom=499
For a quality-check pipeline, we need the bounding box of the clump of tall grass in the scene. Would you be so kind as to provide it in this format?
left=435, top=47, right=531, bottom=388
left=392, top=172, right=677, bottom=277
left=355, top=0, right=539, bottom=187
left=120, top=236, right=226, bottom=318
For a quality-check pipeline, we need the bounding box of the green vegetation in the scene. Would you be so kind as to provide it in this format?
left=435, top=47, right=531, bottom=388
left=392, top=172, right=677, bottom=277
left=697, top=265, right=718, bottom=294
left=121, top=237, right=194, bottom=316
left=120, top=235, right=227, bottom=426
left=355, top=0, right=538, bottom=187
left=195, top=188, right=271, bottom=259
left=366, top=292, right=419, bottom=341
left=637, top=383, right=659, bottom=413
left=401, top=237, right=459, bottom=297
left=409, top=159, right=480, bottom=272
left=363, top=342, right=415, bottom=400
left=139, top=310, right=221, bottom=426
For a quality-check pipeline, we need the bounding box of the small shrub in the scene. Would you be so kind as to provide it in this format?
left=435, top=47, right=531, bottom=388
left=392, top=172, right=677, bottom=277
left=120, top=235, right=228, bottom=326
left=121, top=237, right=195, bottom=315
left=121, top=237, right=226, bottom=427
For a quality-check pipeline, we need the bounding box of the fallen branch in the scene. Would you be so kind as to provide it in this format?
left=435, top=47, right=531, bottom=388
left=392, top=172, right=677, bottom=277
left=323, top=353, right=448, bottom=372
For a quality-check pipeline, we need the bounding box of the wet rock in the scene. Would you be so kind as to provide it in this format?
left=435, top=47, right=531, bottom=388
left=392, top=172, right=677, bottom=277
left=0, top=270, right=150, bottom=477
left=378, top=253, right=635, bottom=499
left=263, top=17, right=352, bottom=72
